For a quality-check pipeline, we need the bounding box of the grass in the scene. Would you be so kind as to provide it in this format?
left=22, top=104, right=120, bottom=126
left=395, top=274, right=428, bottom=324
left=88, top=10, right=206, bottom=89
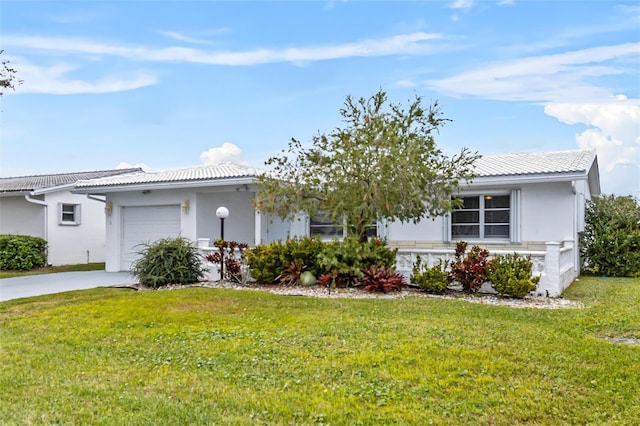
left=0, top=262, right=105, bottom=279
left=1, top=276, right=638, bottom=425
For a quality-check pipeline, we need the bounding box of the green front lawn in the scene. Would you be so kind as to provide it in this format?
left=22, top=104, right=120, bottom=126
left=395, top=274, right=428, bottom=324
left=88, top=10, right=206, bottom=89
left=1, top=276, right=638, bottom=425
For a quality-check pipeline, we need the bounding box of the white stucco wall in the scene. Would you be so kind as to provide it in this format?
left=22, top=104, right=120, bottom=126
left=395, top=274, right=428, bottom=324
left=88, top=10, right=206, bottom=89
left=387, top=180, right=579, bottom=248
left=0, top=195, right=46, bottom=237
left=196, top=189, right=256, bottom=245
left=45, top=191, right=108, bottom=265
left=519, top=182, right=575, bottom=242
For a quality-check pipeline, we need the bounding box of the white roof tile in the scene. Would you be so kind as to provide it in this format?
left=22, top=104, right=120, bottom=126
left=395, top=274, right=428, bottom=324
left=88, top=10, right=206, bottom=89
left=474, top=149, right=595, bottom=177
left=1, top=168, right=142, bottom=193
left=75, top=163, right=259, bottom=188
left=74, top=150, right=596, bottom=190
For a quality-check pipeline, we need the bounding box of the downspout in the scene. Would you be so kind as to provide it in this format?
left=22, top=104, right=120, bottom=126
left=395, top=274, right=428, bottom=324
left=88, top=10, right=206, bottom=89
left=24, top=194, right=49, bottom=260
left=571, top=181, right=580, bottom=276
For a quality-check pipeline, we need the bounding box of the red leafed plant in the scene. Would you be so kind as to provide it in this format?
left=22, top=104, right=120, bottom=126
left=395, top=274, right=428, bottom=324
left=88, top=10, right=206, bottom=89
left=204, top=240, right=249, bottom=282
left=276, top=261, right=305, bottom=286
left=448, top=241, right=489, bottom=293
left=316, top=271, right=359, bottom=292
left=360, top=265, right=406, bottom=293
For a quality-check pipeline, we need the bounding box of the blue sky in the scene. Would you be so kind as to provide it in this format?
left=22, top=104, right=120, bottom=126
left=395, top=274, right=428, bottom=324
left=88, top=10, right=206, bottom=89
left=1, top=0, right=639, bottom=198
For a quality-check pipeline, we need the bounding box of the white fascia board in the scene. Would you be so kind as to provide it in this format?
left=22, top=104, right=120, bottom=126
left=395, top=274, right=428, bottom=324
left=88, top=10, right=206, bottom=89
left=71, top=177, right=258, bottom=194
left=464, top=172, right=588, bottom=189
left=0, top=191, right=31, bottom=197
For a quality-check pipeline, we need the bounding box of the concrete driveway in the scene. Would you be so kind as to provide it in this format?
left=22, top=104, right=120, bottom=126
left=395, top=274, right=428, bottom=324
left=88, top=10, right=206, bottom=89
left=0, top=271, right=137, bottom=302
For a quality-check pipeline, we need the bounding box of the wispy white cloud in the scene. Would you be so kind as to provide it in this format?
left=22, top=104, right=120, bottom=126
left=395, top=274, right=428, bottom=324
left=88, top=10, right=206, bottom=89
left=156, top=30, right=215, bottom=45
left=13, top=60, right=157, bottom=95
left=450, top=0, right=475, bottom=10
left=3, top=32, right=443, bottom=66
left=428, top=43, right=639, bottom=103
left=200, top=142, right=247, bottom=166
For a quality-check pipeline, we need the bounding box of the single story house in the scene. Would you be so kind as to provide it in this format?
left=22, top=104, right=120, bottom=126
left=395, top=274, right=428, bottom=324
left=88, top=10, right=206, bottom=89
left=0, top=168, right=142, bottom=266
left=74, top=149, right=600, bottom=296
left=73, top=163, right=293, bottom=272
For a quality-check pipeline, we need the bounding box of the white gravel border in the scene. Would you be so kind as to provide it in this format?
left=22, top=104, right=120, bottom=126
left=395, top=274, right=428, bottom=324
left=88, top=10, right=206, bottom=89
left=122, top=280, right=585, bottom=310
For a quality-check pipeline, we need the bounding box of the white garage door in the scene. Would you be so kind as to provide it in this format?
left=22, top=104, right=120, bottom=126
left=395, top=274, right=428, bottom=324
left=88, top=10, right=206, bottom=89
left=121, top=205, right=181, bottom=270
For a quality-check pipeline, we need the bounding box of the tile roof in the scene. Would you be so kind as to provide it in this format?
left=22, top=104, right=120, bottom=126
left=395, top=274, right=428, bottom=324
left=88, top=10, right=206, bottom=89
left=75, top=163, right=260, bottom=188
left=474, top=149, right=595, bottom=177
left=0, top=168, right=143, bottom=193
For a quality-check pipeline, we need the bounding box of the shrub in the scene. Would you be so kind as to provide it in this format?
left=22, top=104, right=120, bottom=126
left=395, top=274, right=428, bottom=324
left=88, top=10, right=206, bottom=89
left=0, top=235, right=47, bottom=270
left=317, top=237, right=397, bottom=284
left=131, top=237, right=206, bottom=288
left=410, top=256, right=449, bottom=294
left=276, top=261, right=305, bottom=286
left=245, top=243, right=286, bottom=284
left=205, top=240, right=249, bottom=283
left=448, top=242, right=489, bottom=293
left=360, top=265, right=406, bottom=293
left=245, top=236, right=325, bottom=284
left=579, top=194, right=640, bottom=277
left=487, top=253, right=540, bottom=298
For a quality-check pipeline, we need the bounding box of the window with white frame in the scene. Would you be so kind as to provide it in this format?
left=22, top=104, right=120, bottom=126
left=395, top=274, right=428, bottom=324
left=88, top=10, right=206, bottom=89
left=309, top=213, right=379, bottom=240
left=310, top=213, right=343, bottom=239
left=59, top=203, right=81, bottom=225
left=451, top=194, right=510, bottom=239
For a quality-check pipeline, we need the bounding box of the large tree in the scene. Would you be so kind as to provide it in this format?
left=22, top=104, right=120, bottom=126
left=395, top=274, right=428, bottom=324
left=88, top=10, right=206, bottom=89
left=0, top=50, right=22, bottom=96
left=254, top=89, right=480, bottom=242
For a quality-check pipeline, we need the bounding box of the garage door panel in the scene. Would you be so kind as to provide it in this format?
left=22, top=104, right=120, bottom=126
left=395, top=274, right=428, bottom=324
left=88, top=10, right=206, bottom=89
left=121, top=205, right=181, bottom=270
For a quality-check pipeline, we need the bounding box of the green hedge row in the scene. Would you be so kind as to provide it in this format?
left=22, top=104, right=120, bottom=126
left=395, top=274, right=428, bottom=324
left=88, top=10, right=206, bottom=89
left=0, top=235, right=48, bottom=270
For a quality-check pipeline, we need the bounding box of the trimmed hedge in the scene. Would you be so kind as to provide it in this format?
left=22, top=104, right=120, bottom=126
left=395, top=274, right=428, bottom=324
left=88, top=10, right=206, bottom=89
left=0, top=235, right=48, bottom=270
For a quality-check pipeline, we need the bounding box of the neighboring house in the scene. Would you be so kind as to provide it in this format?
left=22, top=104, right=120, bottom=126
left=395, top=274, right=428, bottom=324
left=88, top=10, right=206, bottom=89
left=0, top=168, right=142, bottom=266
left=74, top=149, right=600, bottom=296
left=73, top=163, right=292, bottom=273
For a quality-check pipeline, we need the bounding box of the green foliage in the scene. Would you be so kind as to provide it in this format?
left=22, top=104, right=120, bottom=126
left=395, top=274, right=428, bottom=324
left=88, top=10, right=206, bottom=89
left=254, top=89, right=479, bottom=242
left=448, top=242, right=490, bottom=293
left=317, top=237, right=397, bottom=287
left=579, top=194, right=640, bottom=277
left=131, top=237, right=206, bottom=288
left=487, top=253, right=540, bottom=298
left=360, top=265, right=406, bottom=293
left=410, top=256, right=449, bottom=294
left=276, top=261, right=305, bottom=286
left=248, top=236, right=398, bottom=288
left=0, top=234, right=47, bottom=270
left=245, top=236, right=325, bottom=284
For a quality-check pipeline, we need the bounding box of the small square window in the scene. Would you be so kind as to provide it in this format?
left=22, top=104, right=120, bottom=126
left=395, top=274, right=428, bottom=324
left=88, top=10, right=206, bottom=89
left=59, top=203, right=81, bottom=225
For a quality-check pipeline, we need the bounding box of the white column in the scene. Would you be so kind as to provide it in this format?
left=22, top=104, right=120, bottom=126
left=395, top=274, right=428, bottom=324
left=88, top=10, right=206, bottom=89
left=537, top=241, right=561, bottom=297
left=254, top=209, right=262, bottom=246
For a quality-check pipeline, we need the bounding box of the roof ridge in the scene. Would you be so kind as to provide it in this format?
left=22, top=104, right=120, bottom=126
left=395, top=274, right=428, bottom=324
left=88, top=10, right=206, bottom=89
left=481, top=148, right=594, bottom=158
